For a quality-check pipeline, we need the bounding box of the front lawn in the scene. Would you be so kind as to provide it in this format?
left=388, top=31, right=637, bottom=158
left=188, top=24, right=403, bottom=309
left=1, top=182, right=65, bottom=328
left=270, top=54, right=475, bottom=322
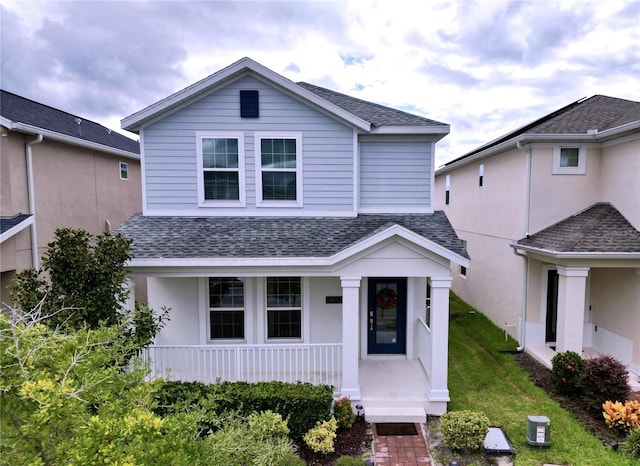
left=445, top=292, right=635, bottom=466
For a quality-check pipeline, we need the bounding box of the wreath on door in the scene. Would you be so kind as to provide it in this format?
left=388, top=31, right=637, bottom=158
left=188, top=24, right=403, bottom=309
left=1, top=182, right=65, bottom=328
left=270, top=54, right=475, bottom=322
left=376, top=288, right=397, bottom=309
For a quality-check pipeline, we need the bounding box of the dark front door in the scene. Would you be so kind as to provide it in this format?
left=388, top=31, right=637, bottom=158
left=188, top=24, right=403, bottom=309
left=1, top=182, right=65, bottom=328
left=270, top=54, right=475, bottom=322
left=545, top=269, right=559, bottom=343
left=368, top=278, right=407, bottom=354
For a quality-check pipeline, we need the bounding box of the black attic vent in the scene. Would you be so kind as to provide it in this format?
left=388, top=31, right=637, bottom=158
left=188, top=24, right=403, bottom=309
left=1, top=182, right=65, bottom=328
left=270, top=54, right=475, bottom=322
left=240, top=90, right=259, bottom=118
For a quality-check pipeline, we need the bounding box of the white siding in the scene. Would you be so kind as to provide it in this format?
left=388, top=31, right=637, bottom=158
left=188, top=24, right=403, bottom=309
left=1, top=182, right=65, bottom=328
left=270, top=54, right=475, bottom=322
left=142, top=75, right=354, bottom=214
left=360, top=141, right=432, bottom=208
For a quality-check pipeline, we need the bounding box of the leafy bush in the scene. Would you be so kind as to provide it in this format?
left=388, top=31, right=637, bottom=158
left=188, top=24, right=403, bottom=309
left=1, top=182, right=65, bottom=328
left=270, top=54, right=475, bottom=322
left=333, top=396, right=356, bottom=429
left=248, top=410, right=290, bottom=440
left=335, top=456, right=365, bottom=465
left=274, top=451, right=306, bottom=466
left=303, top=417, right=338, bottom=454
left=440, top=410, right=490, bottom=451
left=550, top=351, right=585, bottom=396
left=155, top=380, right=333, bottom=440
left=580, top=355, right=630, bottom=412
left=602, top=400, right=640, bottom=433
left=620, top=427, right=640, bottom=459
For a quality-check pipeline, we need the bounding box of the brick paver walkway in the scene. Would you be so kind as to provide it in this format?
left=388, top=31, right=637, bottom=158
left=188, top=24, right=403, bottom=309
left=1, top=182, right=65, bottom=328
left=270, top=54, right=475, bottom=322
left=372, top=423, right=431, bottom=465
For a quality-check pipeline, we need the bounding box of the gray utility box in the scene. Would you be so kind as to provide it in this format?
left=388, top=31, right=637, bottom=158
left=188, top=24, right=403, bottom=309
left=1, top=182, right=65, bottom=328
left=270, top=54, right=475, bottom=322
left=526, top=415, right=551, bottom=447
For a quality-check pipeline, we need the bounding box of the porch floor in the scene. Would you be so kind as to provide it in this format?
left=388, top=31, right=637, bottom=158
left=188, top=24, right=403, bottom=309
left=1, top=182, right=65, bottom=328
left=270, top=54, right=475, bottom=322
left=359, top=358, right=437, bottom=422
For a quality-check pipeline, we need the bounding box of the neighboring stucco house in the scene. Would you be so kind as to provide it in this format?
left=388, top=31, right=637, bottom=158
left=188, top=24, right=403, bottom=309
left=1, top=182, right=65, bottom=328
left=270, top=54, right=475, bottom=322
left=116, top=57, right=469, bottom=419
left=1, top=90, right=142, bottom=308
left=435, top=95, right=640, bottom=381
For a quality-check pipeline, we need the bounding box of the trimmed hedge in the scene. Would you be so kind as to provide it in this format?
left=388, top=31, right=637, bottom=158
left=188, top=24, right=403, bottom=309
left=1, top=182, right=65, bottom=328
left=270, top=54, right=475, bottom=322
left=154, top=380, right=333, bottom=440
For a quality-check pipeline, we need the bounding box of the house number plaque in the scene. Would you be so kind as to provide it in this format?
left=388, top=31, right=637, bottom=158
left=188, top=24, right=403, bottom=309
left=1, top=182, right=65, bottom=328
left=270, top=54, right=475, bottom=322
left=325, top=296, right=343, bottom=304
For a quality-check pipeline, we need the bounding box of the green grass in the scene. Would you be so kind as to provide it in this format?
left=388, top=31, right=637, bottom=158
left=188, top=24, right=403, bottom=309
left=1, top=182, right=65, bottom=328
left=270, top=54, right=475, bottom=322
left=447, top=292, right=637, bottom=466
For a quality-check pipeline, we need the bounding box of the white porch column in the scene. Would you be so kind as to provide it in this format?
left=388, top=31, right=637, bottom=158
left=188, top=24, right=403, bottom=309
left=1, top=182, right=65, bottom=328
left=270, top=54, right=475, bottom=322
left=429, top=277, right=451, bottom=401
left=340, top=277, right=362, bottom=400
left=556, top=266, right=590, bottom=354
left=124, top=277, right=136, bottom=311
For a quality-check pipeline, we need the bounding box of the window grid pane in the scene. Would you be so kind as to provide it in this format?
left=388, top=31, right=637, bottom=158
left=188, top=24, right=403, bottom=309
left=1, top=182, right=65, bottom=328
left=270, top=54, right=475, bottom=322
left=560, top=148, right=579, bottom=167
left=261, top=139, right=296, bottom=168
left=203, top=138, right=238, bottom=168
left=204, top=172, right=239, bottom=200
left=268, top=310, right=301, bottom=338
left=266, top=277, right=301, bottom=307
left=262, top=172, right=296, bottom=201
left=210, top=310, right=244, bottom=339
left=209, top=278, right=244, bottom=308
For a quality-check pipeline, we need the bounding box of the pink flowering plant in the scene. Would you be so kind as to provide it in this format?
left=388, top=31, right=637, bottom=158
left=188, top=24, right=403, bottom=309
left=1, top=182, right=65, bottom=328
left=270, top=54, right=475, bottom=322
left=550, top=351, right=585, bottom=396
left=332, top=397, right=356, bottom=430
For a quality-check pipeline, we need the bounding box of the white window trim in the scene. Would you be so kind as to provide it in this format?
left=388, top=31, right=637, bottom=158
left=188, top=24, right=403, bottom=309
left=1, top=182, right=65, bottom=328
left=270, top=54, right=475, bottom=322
left=254, top=132, right=303, bottom=207
left=196, top=131, right=246, bottom=207
left=119, top=162, right=128, bottom=180
left=552, top=146, right=586, bottom=175
left=263, top=276, right=305, bottom=342
left=199, top=277, right=251, bottom=344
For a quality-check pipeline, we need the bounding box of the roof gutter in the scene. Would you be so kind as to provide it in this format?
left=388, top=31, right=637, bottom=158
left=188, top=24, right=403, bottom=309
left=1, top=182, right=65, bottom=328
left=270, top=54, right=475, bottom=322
left=9, top=121, right=139, bottom=160
left=26, top=133, right=43, bottom=269
left=511, top=243, right=640, bottom=260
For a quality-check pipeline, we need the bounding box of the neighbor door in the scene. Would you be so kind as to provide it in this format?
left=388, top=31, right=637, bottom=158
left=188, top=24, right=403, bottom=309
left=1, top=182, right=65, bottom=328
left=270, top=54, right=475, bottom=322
left=367, top=278, right=407, bottom=354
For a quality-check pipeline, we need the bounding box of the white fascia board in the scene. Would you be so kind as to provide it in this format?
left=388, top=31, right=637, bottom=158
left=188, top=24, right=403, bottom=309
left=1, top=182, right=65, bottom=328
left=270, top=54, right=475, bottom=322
left=8, top=122, right=140, bottom=160
left=511, top=243, right=640, bottom=261
left=0, top=216, right=34, bottom=243
left=369, top=125, right=450, bottom=136
left=128, top=224, right=469, bottom=269
left=121, top=57, right=371, bottom=132
left=436, top=139, right=516, bottom=175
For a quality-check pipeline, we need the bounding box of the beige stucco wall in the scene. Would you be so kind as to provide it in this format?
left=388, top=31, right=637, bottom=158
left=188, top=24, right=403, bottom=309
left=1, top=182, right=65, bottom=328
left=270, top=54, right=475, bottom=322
left=435, top=148, right=527, bottom=335
left=597, top=139, right=640, bottom=229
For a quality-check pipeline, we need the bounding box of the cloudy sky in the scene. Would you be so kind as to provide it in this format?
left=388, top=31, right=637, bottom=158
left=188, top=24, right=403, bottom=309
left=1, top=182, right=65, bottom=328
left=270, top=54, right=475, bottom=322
left=1, top=0, right=638, bottom=166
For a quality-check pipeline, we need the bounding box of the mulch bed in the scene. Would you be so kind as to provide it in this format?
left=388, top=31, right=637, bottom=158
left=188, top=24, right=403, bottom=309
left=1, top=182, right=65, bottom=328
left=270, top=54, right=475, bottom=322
left=296, top=418, right=372, bottom=466
left=513, top=351, right=639, bottom=446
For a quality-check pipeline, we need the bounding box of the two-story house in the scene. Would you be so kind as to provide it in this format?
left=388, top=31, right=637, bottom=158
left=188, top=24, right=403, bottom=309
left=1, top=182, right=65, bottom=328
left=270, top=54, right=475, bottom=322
left=116, top=57, right=469, bottom=420
left=1, top=90, right=142, bottom=307
left=435, top=95, right=640, bottom=383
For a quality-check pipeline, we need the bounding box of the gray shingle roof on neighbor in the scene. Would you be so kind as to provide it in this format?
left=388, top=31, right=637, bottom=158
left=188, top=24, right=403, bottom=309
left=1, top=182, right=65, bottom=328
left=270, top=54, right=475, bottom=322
left=115, top=213, right=469, bottom=260
left=297, top=82, right=448, bottom=128
left=517, top=203, right=640, bottom=253
left=0, top=213, right=32, bottom=235
left=1, top=90, right=139, bottom=154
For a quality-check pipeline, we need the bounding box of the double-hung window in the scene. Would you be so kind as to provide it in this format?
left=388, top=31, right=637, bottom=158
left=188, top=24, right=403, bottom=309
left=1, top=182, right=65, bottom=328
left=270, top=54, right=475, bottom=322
left=196, top=132, right=245, bottom=206
left=266, top=277, right=302, bottom=339
left=553, top=146, right=586, bottom=174
left=209, top=278, right=245, bottom=340
left=255, top=133, right=302, bottom=206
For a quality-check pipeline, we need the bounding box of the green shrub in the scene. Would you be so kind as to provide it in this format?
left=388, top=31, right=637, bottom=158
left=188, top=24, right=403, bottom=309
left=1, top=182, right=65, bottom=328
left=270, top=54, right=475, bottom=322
left=248, top=410, right=289, bottom=440
left=303, top=417, right=338, bottom=454
left=335, top=455, right=365, bottom=465
left=273, top=451, right=306, bottom=466
left=155, top=380, right=333, bottom=440
left=550, top=351, right=585, bottom=396
left=333, top=396, right=356, bottom=429
left=620, top=427, right=640, bottom=459
left=440, top=410, right=490, bottom=451
left=579, top=355, right=630, bottom=412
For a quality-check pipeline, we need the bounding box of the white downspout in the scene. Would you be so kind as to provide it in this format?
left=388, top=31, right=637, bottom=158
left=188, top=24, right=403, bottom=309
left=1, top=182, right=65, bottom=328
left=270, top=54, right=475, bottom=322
left=26, top=134, right=43, bottom=269
left=514, top=140, right=533, bottom=351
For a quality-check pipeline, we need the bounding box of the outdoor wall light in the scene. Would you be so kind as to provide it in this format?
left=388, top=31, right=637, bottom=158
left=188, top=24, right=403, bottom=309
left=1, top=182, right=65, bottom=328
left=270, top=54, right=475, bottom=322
left=355, top=404, right=364, bottom=421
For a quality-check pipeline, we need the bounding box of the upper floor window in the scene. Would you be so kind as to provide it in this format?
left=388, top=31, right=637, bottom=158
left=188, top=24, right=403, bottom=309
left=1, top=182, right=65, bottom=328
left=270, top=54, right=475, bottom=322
left=209, top=277, right=245, bottom=340
left=196, top=132, right=246, bottom=207
left=553, top=146, right=586, bottom=175
left=445, top=174, right=451, bottom=205
left=255, top=132, right=302, bottom=207
left=119, top=162, right=128, bottom=180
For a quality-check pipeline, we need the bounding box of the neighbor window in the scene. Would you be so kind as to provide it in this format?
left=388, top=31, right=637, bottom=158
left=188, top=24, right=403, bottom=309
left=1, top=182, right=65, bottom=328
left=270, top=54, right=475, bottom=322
left=119, top=162, right=128, bottom=180
left=553, top=146, right=586, bottom=174
left=197, top=132, right=245, bottom=206
left=460, top=265, right=467, bottom=277
left=209, top=277, right=245, bottom=340
left=266, top=277, right=301, bottom=339
left=255, top=133, right=302, bottom=206
left=478, top=164, right=484, bottom=187
left=445, top=174, right=451, bottom=205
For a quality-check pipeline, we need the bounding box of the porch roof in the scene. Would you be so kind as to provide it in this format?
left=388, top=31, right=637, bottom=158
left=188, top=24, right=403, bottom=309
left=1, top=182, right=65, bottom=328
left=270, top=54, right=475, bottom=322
left=115, top=212, right=469, bottom=261
left=515, top=203, right=640, bottom=255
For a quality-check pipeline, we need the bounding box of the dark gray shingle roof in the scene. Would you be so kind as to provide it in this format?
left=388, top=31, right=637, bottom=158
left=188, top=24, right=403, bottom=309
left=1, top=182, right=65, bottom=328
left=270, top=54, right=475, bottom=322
left=297, top=82, right=448, bottom=128
left=115, top=213, right=468, bottom=260
left=0, top=213, right=32, bottom=235
left=1, top=90, right=139, bottom=154
left=517, top=203, right=640, bottom=253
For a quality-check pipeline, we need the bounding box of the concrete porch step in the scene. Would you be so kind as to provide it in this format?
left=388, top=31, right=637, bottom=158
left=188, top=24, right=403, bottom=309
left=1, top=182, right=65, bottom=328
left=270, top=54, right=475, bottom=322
left=364, top=406, right=426, bottom=423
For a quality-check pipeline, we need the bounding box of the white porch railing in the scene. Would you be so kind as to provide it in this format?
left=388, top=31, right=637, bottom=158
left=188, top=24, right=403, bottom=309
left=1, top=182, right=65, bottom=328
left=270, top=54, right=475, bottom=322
left=141, top=343, right=342, bottom=388
left=416, top=317, right=431, bottom=376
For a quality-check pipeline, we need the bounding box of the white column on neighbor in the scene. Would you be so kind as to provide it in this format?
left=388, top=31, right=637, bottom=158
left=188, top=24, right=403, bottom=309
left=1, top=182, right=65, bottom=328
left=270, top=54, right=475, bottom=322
left=124, top=277, right=136, bottom=311
left=556, top=266, right=590, bottom=354
left=429, top=277, right=452, bottom=401
left=340, top=277, right=362, bottom=400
